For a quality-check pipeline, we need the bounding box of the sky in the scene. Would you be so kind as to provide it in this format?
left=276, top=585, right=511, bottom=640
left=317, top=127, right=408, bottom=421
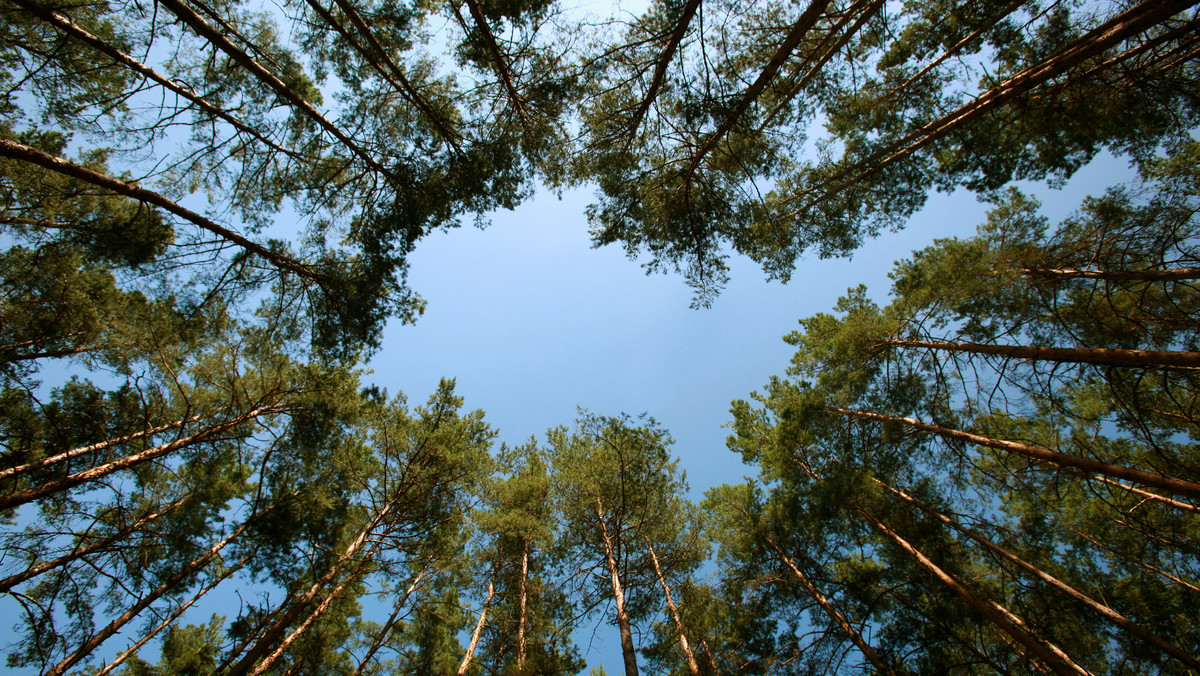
left=363, top=154, right=1137, bottom=672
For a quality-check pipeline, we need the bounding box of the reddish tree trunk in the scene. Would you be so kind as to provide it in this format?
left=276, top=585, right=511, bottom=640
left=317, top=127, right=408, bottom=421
left=879, top=338, right=1200, bottom=369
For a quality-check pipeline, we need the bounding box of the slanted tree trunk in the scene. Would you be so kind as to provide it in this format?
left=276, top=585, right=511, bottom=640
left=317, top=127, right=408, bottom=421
left=43, top=513, right=262, bottom=676
left=856, top=507, right=1093, bottom=676
left=877, top=338, right=1200, bottom=369
left=623, top=0, right=702, bottom=137
left=0, top=494, right=187, bottom=593
left=1020, top=267, right=1200, bottom=281
left=878, top=478, right=1200, bottom=671
left=0, top=415, right=201, bottom=483
left=453, top=0, right=529, bottom=126
left=828, top=407, right=1200, bottom=499
left=457, top=561, right=499, bottom=675
left=155, top=0, right=397, bottom=181
left=646, top=541, right=701, bottom=676
left=353, top=557, right=434, bottom=676
left=12, top=0, right=297, bottom=158
left=96, top=554, right=251, bottom=676
left=0, top=140, right=322, bottom=283
left=517, top=538, right=529, bottom=673
left=0, top=405, right=285, bottom=511
left=597, top=498, right=638, bottom=676
left=227, top=486, right=406, bottom=676
left=764, top=537, right=895, bottom=675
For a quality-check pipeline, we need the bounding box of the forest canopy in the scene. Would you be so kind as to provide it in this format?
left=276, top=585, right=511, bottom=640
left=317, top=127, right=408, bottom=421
left=1, top=0, right=1198, bottom=673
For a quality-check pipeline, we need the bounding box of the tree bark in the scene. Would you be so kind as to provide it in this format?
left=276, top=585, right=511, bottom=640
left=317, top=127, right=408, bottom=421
left=763, top=538, right=895, bottom=675
left=1020, top=267, right=1200, bottom=282
left=597, top=498, right=638, bottom=676
left=517, top=538, right=529, bottom=673
left=0, top=405, right=284, bottom=511
left=455, top=0, right=529, bottom=127
left=878, top=338, right=1200, bottom=370
left=457, top=561, right=499, bottom=675
left=684, top=0, right=832, bottom=181
left=646, top=541, right=701, bottom=676
left=352, top=557, right=434, bottom=676
left=788, top=0, right=1196, bottom=216
left=227, top=484, right=406, bottom=675
left=829, top=407, right=1200, bottom=500
left=878, top=478, right=1200, bottom=671
left=0, top=140, right=323, bottom=283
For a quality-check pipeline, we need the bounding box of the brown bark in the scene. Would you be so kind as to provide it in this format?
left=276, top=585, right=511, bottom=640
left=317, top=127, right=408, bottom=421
left=856, top=508, right=1093, bottom=676
left=96, top=553, right=251, bottom=676
left=156, top=0, right=398, bottom=180
left=0, top=405, right=284, bottom=511
left=44, top=516, right=257, bottom=676
left=646, top=542, right=701, bottom=676
left=764, top=538, right=895, bottom=675
left=1020, top=267, right=1200, bottom=282
left=0, top=415, right=201, bottom=483
left=517, top=538, right=529, bottom=672
left=0, top=495, right=187, bottom=593
left=829, top=407, right=1200, bottom=500
left=597, top=498, right=639, bottom=676
left=624, top=0, right=702, bottom=137
left=1067, top=527, right=1200, bottom=594
left=1088, top=474, right=1200, bottom=514
left=456, top=562, right=499, bottom=675
left=0, top=139, right=323, bottom=283
left=878, top=479, right=1200, bottom=671
left=14, top=0, right=297, bottom=159
left=878, top=337, right=1200, bottom=370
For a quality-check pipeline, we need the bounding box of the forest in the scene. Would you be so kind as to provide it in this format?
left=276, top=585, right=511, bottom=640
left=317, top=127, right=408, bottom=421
left=1, top=0, right=1198, bottom=673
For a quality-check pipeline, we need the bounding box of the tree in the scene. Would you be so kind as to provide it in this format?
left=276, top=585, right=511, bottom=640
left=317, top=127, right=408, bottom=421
left=550, top=412, right=706, bottom=676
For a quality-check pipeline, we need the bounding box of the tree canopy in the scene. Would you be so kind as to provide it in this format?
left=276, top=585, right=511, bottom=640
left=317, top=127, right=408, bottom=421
left=2, top=0, right=1198, bottom=673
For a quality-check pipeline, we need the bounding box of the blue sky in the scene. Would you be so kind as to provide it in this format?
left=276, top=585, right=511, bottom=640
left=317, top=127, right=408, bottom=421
left=364, top=154, right=1137, bottom=672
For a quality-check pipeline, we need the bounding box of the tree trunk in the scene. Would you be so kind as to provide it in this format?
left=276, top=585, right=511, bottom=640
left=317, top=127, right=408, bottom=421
left=156, top=0, right=398, bottom=181
left=878, top=338, right=1200, bottom=370
left=646, top=541, right=701, bottom=676
left=0, top=140, right=323, bottom=283
left=0, top=415, right=201, bottom=483
left=1020, top=267, right=1200, bottom=282
left=878, top=478, right=1200, bottom=671
left=597, top=498, right=638, bottom=676
left=828, top=407, right=1200, bottom=500
left=249, top=553, right=377, bottom=676
left=517, top=538, right=529, bottom=673
left=790, top=0, right=1195, bottom=213
left=43, top=516, right=258, bottom=676
left=454, top=0, right=529, bottom=126
left=623, top=0, right=702, bottom=137
left=856, top=507, right=1093, bottom=676
left=684, top=0, right=832, bottom=180
left=1067, top=527, right=1200, bottom=594
left=96, top=554, right=251, bottom=676
left=352, top=557, right=434, bottom=676
left=764, top=538, right=895, bottom=675
left=1087, top=474, right=1200, bottom=514
left=0, top=405, right=284, bottom=511
left=12, top=0, right=297, bottom=158
left=457, top=562, right=499, bottom=675
left=0, top=494, right=187, bottom=593
left=227, top=487, right=404, bottom=675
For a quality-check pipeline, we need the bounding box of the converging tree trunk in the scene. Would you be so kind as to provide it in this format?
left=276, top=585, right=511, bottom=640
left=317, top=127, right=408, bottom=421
left=828, top=407, right=1200, bottom=500
left=647, top=541, right=701, bottom=676
left=877, top=338, right=1200, bottom=370
left=597, top=498, right=639, bottom=676
left=457, top=561, right=499, bottom=675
